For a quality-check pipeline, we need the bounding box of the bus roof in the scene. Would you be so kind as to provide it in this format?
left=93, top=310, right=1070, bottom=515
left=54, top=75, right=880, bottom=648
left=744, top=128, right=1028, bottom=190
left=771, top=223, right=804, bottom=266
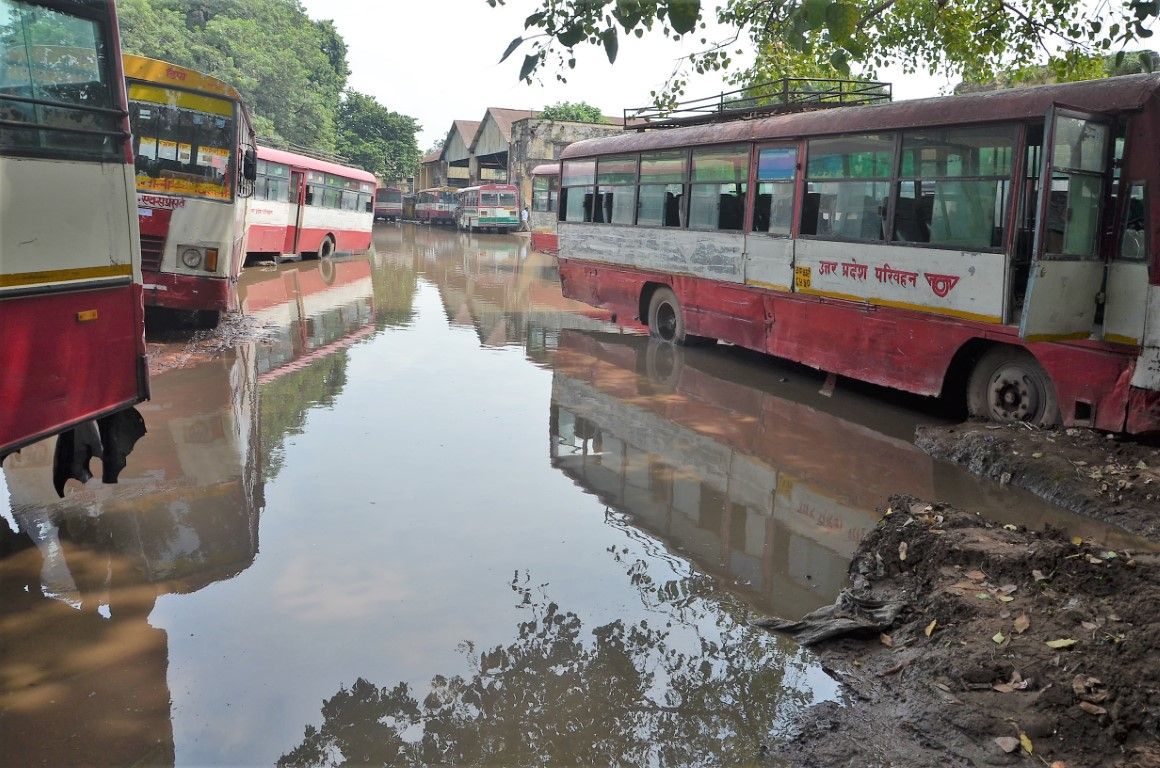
left=455, top=183, right=519, bottom=192
left=562, top=74, right=1160, bottom=159
left=122, top=53, right=244, bottom=102
left=418, top=186, right=456, bottom=193
left=530, top=163, right=559, bottom=176
left=257, top=145, right=377, bottom=184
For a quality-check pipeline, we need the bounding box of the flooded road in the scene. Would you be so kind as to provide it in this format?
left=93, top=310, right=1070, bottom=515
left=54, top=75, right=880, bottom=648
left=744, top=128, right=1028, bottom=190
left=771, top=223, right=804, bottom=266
left=0, top=225, right=1145, bottom=766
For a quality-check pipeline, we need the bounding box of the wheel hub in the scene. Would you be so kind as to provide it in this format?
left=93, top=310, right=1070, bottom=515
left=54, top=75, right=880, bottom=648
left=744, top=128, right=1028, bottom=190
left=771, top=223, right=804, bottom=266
left=656, top=304, right=677, bottom=341
left=989, top=369, right=1038, bottom=421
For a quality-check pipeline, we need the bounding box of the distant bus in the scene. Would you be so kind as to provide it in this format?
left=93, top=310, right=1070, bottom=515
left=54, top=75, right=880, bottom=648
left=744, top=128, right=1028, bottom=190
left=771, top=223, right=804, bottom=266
left=530, top=163, right=559, bottom=252
left=123, top=54, right=258, bottom=328
left=1, top=0, right=149, bottom=489
left=416, top=186, right=457, bottom=225
left=455, top=183, right=519, bottom=233
left=374, top=186, right=402, bottom=221
left=402, top=193, right=417, bottom=220
left=557, top=76, right=1160, bottom=434
left=246, top=145, right=375, bottom=263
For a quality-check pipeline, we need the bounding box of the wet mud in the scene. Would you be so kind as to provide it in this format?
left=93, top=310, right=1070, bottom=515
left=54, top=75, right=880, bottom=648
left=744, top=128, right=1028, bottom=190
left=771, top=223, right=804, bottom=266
left=917, top=423, right=1160, bottom=541
left=771, top=496, right=1160, bottom=768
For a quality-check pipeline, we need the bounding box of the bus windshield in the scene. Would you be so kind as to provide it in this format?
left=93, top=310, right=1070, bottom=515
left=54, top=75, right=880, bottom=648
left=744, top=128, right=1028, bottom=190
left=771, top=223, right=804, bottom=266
left=128, top=83, right=234, bottom=201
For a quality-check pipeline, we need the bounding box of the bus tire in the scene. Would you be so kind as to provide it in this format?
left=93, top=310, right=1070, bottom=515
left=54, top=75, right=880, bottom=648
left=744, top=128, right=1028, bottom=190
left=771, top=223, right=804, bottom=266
left=317, top=235, right=336, bottom=260
left=647, top=287, right=690, bottom=345
left=967, top=346, right=1059, bottom=427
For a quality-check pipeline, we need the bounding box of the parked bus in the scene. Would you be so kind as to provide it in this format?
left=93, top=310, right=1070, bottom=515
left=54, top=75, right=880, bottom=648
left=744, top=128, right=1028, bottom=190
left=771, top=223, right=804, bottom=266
left=245, top=145, right=375, bottom=263
left=529, top=163, right=559, bottom=252
left=1, top=0, right=149, bottom=490
left=123, top=54, right=257, bottom=328
left=416, top=186, right=457, bottom=225
left=374, top=185, right=403, bottom=221
left=556, top=76, right=1160, bottom=435
left=455, top=183, right=519, bottom=233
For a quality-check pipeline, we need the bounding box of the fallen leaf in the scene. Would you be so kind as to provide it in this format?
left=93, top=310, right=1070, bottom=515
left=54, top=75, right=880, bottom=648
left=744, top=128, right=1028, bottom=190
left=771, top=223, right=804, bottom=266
left=999, top=584, right=1018, bottom=594
left=1014, top=614, right=1030, bottom=634
left=998, top=595, right=1015, bottom=603
left=992, top=631, right=1006, bottom=644
left=1101, top=551, right=1118, bottom=560
left=1081, top=621, right=1099, bottom=631
left=977, top=592, right=992, bottom=600
left=1071, top=535, right=1084, bottom=545
left=1020, top=732, right=1034, bottom=754
left=966, top=570, right=987, bottom=582
left=899, top=542, right=908, bottom=561
left=879, top=633, right=893, bottom=648
left=993, top=682, right=1015, bottom=693
left=1050, top=762, right=1068, bottom=768
left=994, top=736, right=1020, bottom=753
left=1003, top=523, right=1018, bottom=531
left=924, top=619, right=937, bottom=637
left=1032, top=569, right=1047, bottom=581
left=1046, top=638, right=1078, bottom=649
left=1031, top=452, right=1044, bottom=458
left=1086, top=555, right=1104, bottom=565
left=1079, top=701, right=1107, bottom=716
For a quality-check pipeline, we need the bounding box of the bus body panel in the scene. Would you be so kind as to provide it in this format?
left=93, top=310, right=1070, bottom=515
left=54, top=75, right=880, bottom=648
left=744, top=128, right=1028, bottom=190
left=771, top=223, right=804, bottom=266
left=558, top=258, right=1149, bottom=434
left=1, top=284, right=144, bottom=454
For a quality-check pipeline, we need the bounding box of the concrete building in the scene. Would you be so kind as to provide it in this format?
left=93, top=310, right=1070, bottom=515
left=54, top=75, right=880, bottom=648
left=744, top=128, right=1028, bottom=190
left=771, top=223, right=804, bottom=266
left=440, top=119, right=480, bottom=189
left=508, top=116, right=622, bottom=214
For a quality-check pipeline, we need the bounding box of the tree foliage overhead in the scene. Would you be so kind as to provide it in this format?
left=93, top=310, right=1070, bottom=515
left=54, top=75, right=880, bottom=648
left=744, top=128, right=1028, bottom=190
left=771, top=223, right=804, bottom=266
left=538, top=101, right=607, bottom=122
left=337, top=91, right=421, bottom=182
left=491, top=0, right=1159, bottom=100
left=117, top=0, right=420, bottom=174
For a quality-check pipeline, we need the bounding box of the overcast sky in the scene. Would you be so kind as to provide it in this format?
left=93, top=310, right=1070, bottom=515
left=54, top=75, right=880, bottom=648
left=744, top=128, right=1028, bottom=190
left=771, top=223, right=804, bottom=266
left=299, top=0, right=952, bottom=150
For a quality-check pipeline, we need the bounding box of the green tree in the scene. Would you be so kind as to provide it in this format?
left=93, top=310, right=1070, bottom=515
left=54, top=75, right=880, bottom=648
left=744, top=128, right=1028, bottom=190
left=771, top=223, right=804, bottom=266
left=492, top=0, right=1158, bottom=100
left=335, top=91, right=421, bottom=181
left=118, top=0, right=349, bottom=150
left=538, top=101, right=606, bottom=122
left=957, top=48, right=1160, bottom=92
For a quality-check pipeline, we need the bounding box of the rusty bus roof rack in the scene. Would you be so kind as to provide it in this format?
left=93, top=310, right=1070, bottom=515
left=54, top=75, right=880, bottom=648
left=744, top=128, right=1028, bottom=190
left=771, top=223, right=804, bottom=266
left=623, top=77, right=892, bottom=130
left=256, top=135, right=352, bottom=166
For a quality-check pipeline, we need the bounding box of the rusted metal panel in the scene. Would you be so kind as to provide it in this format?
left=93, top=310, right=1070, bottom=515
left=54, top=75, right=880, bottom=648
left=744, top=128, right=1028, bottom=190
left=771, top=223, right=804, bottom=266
left=563, top=75, right=1160, bottom=159
left=792, top=240, right=1007, bottom=324
left=558, top=222, right=745, bottom=284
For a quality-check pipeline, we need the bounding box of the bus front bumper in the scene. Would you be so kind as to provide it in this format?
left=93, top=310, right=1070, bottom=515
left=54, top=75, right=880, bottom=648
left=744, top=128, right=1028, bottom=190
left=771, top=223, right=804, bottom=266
left=142, top=271, right=231, bottom=313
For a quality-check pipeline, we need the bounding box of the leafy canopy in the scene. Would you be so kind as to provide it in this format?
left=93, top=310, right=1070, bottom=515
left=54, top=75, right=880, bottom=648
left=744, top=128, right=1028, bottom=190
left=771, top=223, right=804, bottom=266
left=491, top=0, right=1159, bottom=100
left=539, top=101, right=607, bottom=122
left=337, top=91, right=422, bottom=182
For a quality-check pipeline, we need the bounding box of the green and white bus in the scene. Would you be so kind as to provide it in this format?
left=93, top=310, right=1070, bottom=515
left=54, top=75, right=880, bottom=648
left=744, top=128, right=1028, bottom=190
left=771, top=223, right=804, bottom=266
left=455, top=183, right=519, bottom=233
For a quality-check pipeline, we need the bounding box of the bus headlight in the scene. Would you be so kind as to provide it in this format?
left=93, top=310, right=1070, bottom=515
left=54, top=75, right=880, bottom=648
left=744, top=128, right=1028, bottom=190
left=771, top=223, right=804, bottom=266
left=180, top=246, right=203, bottom=269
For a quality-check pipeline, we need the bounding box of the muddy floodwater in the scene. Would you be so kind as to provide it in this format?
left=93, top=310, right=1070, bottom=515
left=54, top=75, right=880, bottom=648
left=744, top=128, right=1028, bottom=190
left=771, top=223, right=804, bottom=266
left=0, top=225, right=1146, bottom=767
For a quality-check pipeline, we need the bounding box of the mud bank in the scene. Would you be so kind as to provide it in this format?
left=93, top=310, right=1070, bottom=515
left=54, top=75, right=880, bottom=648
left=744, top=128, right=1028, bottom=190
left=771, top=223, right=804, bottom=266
left=916, top=424, right=1160, bottom=541
left=770, top=496, right=1159, bottom=768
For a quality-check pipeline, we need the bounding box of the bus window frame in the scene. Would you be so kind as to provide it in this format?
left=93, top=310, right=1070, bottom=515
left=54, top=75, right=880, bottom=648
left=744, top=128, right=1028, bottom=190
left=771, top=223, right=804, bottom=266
left=0, top=0, right=128, bottom=162
left=751, top=142, right=800, bottom=238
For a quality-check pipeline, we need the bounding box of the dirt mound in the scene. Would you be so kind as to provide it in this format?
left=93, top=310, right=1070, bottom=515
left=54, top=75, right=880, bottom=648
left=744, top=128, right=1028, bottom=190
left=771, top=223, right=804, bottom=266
left=774, top=496, right=1160, bottom=768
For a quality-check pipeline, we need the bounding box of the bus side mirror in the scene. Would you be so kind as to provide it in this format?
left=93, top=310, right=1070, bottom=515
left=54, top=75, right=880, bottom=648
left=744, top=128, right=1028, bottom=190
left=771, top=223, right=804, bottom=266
left=243, top=149, right=257, bottom=182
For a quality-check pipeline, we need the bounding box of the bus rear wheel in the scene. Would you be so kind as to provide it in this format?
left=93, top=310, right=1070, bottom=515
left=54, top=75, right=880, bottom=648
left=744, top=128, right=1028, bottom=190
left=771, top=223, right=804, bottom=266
left=647, top=287, right=689, bottom=345
left=967, top=346, right=1059, bottom=427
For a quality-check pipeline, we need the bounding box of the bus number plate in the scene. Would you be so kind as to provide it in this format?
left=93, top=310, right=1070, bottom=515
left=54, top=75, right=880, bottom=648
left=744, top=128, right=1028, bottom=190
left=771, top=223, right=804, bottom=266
left=794, top=266, right=811, bottom=290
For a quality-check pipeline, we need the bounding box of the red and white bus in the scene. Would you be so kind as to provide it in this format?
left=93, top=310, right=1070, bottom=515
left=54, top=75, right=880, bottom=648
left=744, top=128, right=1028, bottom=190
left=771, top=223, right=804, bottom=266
left=556, top=76, right=1160, bottom=434
left=374, top=185, right=403, bottom=221
left=1, top=0, right=149, bottom=489
left=123, top=54, right=257, bottom=328
left=454, top=183, right=519, bottom=233
left=530, top=163, right=559, bottom=252
left=245, top=145, right=375, bottom=263
left=416, top=186, right=457, bottom=225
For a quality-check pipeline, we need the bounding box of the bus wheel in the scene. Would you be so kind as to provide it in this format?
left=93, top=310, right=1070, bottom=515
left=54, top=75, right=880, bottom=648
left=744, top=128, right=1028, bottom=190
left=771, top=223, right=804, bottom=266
left=647, top=287, right=689, bottom=345
left=967, top=346, right=1059, bottom=427
left=317, top=235, right=336, bottom=260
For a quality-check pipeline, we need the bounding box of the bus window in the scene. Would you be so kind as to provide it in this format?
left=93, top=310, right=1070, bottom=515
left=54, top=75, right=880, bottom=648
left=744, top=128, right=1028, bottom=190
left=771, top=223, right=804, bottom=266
left=561, top=159, right=595, bottom=222
left=129, top=86, right=235, bottom=202
left=689, top=146, right=747, bottom=231
left=532, top=174, right=558, bottom=212
left=597, top=155, right=636, bottom=224
left=896, top=125, right=1015, bottom=250
left=804, top=134, right=892, bottom=240
left=1119, top=182, right=1147, bottom=260
left=753, top=147, right=797, bottom=235
left=637, top=150, right=686, bottom=227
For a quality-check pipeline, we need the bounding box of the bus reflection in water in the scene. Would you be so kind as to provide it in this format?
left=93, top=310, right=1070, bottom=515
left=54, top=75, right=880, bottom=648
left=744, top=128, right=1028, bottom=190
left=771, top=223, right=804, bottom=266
left=124, top=53, right=258, bottom=329
left=548, top=330, right=1144, bottom=619
left=0, top=346, right=262, bottom=766
left=557, top=77, right=1160, bottom=434
left=1, top=0, right=148, bottom=490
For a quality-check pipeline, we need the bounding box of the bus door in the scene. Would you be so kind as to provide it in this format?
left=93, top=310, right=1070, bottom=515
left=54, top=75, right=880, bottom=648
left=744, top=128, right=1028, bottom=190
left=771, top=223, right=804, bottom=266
left=1102, top=180, right=1149, bottom=346
left=1019, top=107, right=1111, bottom=341
left=745, top=144, right=798, bottom=292
left=284, top=169, right=306, bottom=255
